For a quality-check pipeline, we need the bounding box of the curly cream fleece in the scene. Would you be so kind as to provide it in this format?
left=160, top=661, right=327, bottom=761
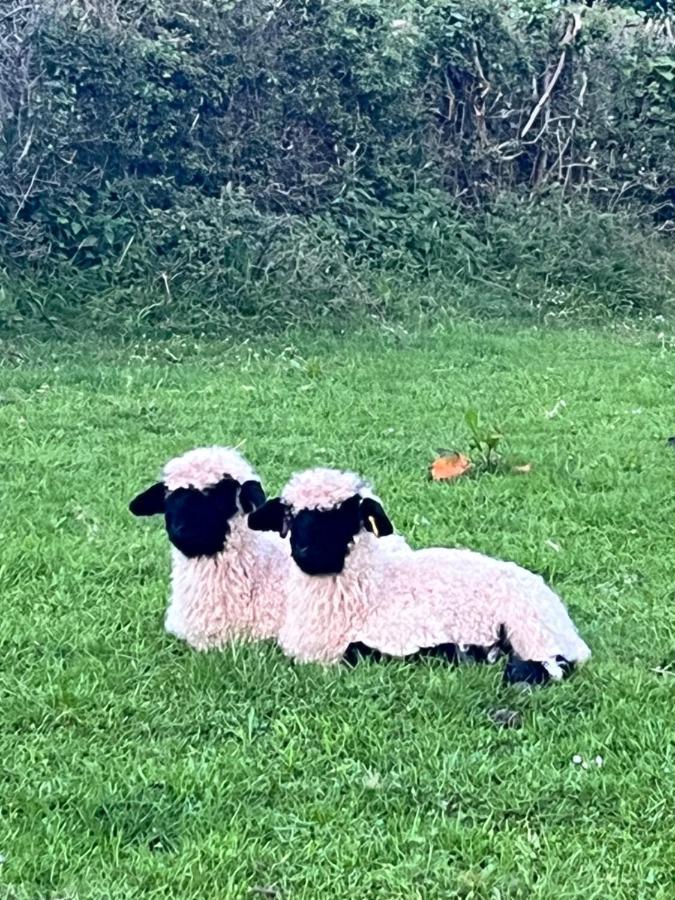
left=163, top=446, right=257, bottom=492
left=153, top=447, right=290, bottom=650
left=165, top=516, right=290, bottom=650
left=282, top=468, right=374, bottom=512
left=279, top=532, right=590, bottom=675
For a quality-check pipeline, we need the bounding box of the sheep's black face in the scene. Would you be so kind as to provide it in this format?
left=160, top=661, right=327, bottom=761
left=130, top=477, right=266, bottom=559
left=249, top=493, right=394, bottom=576
left=290, top=496, right=363, bottom=575
left=164, top=482, right=238, bottom=558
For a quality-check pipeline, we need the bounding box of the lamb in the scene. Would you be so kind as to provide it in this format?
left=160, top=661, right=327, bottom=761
left=129, top=446, right=290, bottom=650
left=248, top=467, right=591, bottom=684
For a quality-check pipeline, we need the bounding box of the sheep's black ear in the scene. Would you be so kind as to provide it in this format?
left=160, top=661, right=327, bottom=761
left=129, top=482, right=166, bottom=517
left=248, top=497, right=289, bottom=537
left=239, top=480, right=267, bottom=514
left=360, top=497, right=394, bottom=537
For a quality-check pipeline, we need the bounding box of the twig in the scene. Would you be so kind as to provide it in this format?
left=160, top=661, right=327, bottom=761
left=471, top=41, right=490, bottom=98
left=12, top=163, right=40, bottom=221
left=521, top=13, right=582, bottom=139
left=117, top=234, right=135, bottom=267
left=651, top=667, right=674, bottom=677
left=16, top=125, right=34, bottom=166
left=555, top=70, right=588, bottom=191
left=471, top=41, right=490, bottom=147
left=0, top=5, right=32, bottom=25
left=161, top=271, right=172, bottom=303
left=609, top=180, right=636, bottom=213
left=521, top=55, right=566, bottom=139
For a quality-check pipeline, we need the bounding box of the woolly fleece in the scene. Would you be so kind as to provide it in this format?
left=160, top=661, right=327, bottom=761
left=165, top=515, right=289, bottom=650
left=282, top=467, right=375, bottom=512
left=157, top=447, right=290, bottom=649
left=277, top=471, right=591, bottom=676
left=163, top=446, right=258, bottom=492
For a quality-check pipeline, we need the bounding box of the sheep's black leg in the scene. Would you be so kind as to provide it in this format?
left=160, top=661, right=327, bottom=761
left=417, top=642, right=462, bottom=663
left=343, top=642, right=463, bottom=666
left=343, top=642, right=384, bottom=666
left=503, top=655, right=576, bottom=686
left=557, top=657, right=575, bottom=678
left=498, top=624, right=546, bottom=684
left=343, top=640, right=507, bottom=668
left=497, top=623, right=513, bottom=655
left=463, top=643, right=504, bottom=664
left=504, top=658, right=551, bottom=685
left=418, top=642, right=502, bottom=664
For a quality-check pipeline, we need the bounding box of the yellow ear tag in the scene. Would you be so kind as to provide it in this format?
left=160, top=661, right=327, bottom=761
left=367, top=515, right=379, bottom=537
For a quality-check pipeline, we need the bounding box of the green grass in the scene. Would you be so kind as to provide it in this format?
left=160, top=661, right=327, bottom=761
left=1, top=321, right=674, bottom=899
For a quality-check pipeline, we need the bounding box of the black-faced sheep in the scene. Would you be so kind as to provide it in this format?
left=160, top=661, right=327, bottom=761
left=249, top=467, right=591, bottom=684
left=130, top=447, right=290, bottom=650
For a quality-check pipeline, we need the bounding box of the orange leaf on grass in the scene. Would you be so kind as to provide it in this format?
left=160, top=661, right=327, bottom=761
left=430, top=452, right=472, bottom=481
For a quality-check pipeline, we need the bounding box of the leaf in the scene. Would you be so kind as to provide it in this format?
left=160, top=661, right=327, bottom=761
left=464, top=408, right=480, bottom=433
left=485, top=431, right=503, bottom=451
left=512, top=463, right=533, bottom=475
left=430, top=452, right=472, bottom=481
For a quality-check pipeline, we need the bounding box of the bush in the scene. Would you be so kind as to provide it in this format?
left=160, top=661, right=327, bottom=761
left=0, top=0, right=673, bottom=328
left=485, top=194, right=675, bottom=311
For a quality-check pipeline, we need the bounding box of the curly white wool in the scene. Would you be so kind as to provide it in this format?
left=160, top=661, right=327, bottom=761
left=163, top=446, right=258, bottom=492
left=277, top=468, right=591, bottom=680
left=140, top=447, right=290, bottom=650
left=282, top=467, right=376, bottom=512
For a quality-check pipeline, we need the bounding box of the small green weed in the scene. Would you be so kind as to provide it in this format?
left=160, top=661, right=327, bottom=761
left=464, top=408, right=505, bottom=473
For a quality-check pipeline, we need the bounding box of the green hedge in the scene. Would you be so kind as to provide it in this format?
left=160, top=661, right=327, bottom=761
left=0, top=0, right=673, bottom=325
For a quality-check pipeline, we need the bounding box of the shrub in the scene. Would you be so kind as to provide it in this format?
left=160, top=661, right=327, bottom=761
left=0, top=0, right=672, bottom=328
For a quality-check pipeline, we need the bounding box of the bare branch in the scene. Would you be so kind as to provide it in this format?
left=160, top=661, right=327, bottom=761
left=521, top=13, right=582, bottom=139
left=11, top=163, right=40, bottom=221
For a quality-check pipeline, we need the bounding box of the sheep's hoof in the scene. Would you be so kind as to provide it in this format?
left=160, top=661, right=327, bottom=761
left=504, top=655, right=575, bottom=686
left=504, top=658, right=550, bottom=686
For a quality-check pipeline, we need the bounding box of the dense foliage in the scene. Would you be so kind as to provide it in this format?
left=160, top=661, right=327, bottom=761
left=0, top=0, right=673, bottom=326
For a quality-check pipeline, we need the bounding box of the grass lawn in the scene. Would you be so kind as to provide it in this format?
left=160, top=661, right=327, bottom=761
left=1, top=321, right=674, bottom=899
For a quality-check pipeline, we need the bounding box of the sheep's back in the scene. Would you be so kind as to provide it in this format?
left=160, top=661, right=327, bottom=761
left=358, top=547, right=590, bottom=664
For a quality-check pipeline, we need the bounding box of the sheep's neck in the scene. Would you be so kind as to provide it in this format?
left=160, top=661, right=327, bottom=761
left=287, top=533, right=382, bottom=658
left=342, top=531, right=382, bottom=586
left=171, top=516, right=260, bottom=613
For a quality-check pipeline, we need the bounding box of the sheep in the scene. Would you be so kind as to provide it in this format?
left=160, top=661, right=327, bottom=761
left=248, top=467, right=592, bottom=684
left=129, top=446, right=290, bottom=650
